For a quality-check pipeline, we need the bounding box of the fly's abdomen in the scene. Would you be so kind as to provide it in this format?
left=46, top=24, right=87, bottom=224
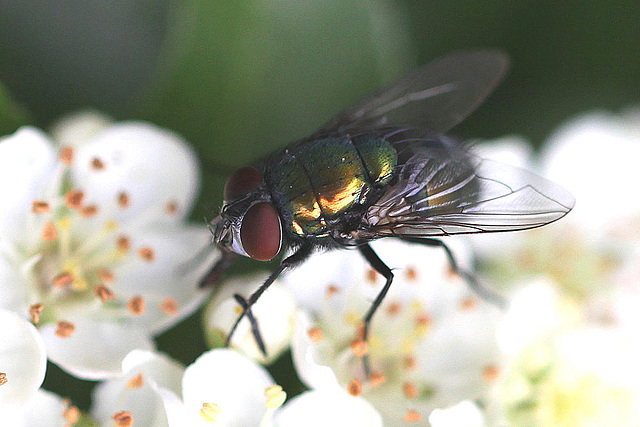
left=266, top=136, right=396, bottom=237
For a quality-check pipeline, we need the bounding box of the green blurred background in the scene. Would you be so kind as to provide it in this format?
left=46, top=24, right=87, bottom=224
left=1, top=0, right=638, bottom=411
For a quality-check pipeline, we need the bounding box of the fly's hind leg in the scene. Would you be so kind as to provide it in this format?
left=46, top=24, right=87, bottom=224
left=400, top=237, right=506, bottom=309
left=358, top=243, right=395, bottom=377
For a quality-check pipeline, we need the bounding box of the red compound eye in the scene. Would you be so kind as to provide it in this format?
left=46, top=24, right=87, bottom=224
left=241, top=202, right=281, bottom=261
left=224, top=167, right=264, bottom=201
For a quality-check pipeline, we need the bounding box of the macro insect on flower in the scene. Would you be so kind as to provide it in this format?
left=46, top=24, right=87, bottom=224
left=203, top=50, right=575, bottom=373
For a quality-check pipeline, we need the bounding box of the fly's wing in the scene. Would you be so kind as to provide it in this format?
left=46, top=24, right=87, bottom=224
left=360, top=140, right=575, bottom=238
left=313, top=50, right=509, bottom=137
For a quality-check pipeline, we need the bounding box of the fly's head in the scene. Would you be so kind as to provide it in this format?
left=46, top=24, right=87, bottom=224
left=213, top=167, right=282, bottom=261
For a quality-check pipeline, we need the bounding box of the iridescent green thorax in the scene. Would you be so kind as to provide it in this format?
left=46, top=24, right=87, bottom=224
left=266, top=136, right=396, bottom=237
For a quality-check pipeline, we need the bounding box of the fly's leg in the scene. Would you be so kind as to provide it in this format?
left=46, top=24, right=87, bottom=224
left=358, top=243, right=394, bottom=377
left=199, top=250, right=239, bottom=288
left=400, top=237, right=506, bottom=309
left=225, top=243, right=313, bottom=356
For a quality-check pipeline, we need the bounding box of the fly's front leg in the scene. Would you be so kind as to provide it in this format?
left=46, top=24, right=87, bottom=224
left=225, top=243, right=313, bottom=356
left=400, top=237, right=506, bottom=309
left=358, top=243, right=394, bottom=376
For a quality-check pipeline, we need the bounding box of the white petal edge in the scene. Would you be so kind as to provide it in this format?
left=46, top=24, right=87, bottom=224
left=40, top=317, right=155, bottom=380
left=0, top=127, right=57, bottom=242
left=181, top=349, right=275, bottom=426
left=3, top=389, right=67, bottom=427
left=290, top=311, right=341, bottom=391
left=49, top=110, right=112, bottom=147
left=92, top=350, right=185, bottom=427
left=0, top=309, right=47, bottom=406
left=274, top=390, right=382, bottom=427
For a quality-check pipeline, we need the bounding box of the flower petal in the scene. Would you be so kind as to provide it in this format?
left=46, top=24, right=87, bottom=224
left=274, top=390, right=383, bottom=427
left=0, top=309, right=47, bottom=406
left=428, top=400, right=485, bottom=427
left=92, top=350, right=184, bottom=427
left=49, top=111, right=111, bottom=148
left=113, top=225, right=215, bottom=333
left=39, top=317, right=155, bottom=380
left=4, top=389, right=67, bottom=427
left=182, top=349, right=275, bottom=426
left=290, top=311, right=341, bottom=391
left=70, top=122, right=200, bottom=223
left=0, top=127, right=57, bottom=243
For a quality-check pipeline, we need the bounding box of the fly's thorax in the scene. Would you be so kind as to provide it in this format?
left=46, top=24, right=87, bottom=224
left=264, top=135, right=397, bottom=239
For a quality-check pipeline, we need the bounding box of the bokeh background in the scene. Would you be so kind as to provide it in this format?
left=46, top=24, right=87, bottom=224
left=1, top=0, right=638, bottom=412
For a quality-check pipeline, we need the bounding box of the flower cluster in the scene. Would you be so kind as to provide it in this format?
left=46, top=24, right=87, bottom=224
left=4, top=109, right=640, bottom=426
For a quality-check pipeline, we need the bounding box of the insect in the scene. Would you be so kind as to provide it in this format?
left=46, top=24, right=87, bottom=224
left=203, top=50, right=575, bottom=371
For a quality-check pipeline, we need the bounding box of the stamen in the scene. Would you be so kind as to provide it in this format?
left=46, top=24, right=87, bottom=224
left=200, top=403, right=221, bottom=422
left=32, top=201, right=50, bottom=213
left=29, top=303, right=44, bottom=324
left=405, top=266, right=418, bottom=281
left=386, top=301, right=401, bottom=315
left=483, top=365, right=499, bottom=382
left=307, top=326, right=324, bottom=343
left=165, top=201, right=178, bottom=215
left=264, top=385, right=286, bottom=409
left=160, top=297, right=178, bottom=315
left=0, top=372, right=7, bottom=386
left=403, top=409, right=421, bottom=423
left=460, top=297, right=476, bottom=310
left=42, top=222, right=58, bottom=241
left=55, top=320, right=75, bottom=338
left=117, top=192, right=130, bottom=208
left=138, top=247, right=155, bottom=262
left=403, top=355, right=417, bottom=370
left=415, top=313, right=431, bottom=336
left=65, top=190, right=84, bottom=209
left=403, top=355, right=418, bottom=371
left=402, top=382, right=418, bottom=399
left=63, top=404, right=80, bottom=424
left=325, top=284, right=340, bottom=298
left=128, top=295, right=145, bottom=315
left=112, top=411, right=133, bottom=427
left=366, top=269, right=378, bottom=284
left=351, top=339, right=368, bottom=357
left=368, top=370, right=386, bottom=387
left=347, top=379, right=362, bottom=396
left=126, top=372, right=144, bottom=389
left=80, top=205, right=98, bottom=217
left=95, top=285, right=115, bottom=302
left=53, top=271, right=75, bottom=289
left=60, top=146, right=73, bottom=165
left=98, top=268, right=115, bottom=283
left=91, top=157, right=105, bottom=170
left=117, top=236, right=131, bottom=253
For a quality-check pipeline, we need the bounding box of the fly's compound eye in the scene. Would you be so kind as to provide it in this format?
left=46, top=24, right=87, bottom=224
left=240, top=202, right=282, bottom=261
left=224, top=166, right=264, bottom=202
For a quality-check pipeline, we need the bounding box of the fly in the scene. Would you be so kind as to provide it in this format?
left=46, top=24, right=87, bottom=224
left=202, top=50, right=575, bottom=373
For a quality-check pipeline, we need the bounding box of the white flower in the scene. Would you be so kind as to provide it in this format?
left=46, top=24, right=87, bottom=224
left=0, top=112, right=216, bottom=379
left=496, top=281, right=640, bottom=426
left=203, top=273, right=297, bottom=364
left=284, top=239, right=503, bottom=425
left=542, top=110, right=640, bottom=238
left=92, top=349, right=184, bottom=427
left=158, top=349, right=285, bottom=427
left=0, top=308, right=72, bottom=426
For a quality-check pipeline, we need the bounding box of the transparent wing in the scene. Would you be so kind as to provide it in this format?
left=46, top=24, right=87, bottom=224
left=313, top=50, right=509, bottom=137
left=361, top=144, right=575, bottom=237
